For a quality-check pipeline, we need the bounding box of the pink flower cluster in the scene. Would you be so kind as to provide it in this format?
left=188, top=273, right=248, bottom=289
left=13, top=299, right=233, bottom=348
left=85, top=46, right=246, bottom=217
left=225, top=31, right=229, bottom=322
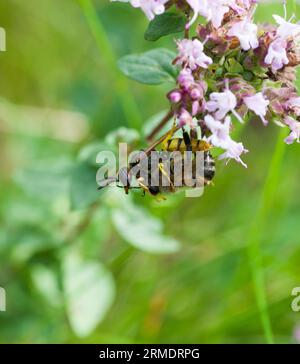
left=112, top=0, right=300, bottom=167
left=167, top=1, right=300, bottom=167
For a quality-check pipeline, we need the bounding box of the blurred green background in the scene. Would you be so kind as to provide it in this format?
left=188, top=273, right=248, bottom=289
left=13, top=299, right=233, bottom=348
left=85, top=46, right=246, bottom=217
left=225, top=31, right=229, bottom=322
left=1, top=0, right=300, bottom=344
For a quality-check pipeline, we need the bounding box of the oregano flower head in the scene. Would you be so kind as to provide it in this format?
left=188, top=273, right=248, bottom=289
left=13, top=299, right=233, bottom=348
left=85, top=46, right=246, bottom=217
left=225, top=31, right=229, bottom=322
left=112, top=0, right=300, bottom=168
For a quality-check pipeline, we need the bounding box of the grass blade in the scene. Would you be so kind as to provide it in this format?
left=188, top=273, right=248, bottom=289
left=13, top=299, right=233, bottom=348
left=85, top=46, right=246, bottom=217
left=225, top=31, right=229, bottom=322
left=246, top=127, right=287, bottom=343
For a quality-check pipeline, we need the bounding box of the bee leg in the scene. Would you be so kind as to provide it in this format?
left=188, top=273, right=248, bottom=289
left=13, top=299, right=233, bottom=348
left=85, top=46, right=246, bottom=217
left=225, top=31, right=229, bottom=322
left=158, top=163, right=175, bottom=193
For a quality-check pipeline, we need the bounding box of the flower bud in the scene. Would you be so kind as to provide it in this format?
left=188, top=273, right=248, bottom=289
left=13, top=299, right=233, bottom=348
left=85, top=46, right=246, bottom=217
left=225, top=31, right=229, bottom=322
left=168, top=90, right=182, bottom=103
left=192, top=101, right=200, bottom=116
left=177, top=68, right=195, bottom=90
left=190, top=87, right=202, bottom=100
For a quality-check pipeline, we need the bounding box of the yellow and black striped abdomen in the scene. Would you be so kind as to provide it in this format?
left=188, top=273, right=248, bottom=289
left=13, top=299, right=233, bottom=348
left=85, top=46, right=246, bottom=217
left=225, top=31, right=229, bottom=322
left=163, top=138, right=211, bottom=153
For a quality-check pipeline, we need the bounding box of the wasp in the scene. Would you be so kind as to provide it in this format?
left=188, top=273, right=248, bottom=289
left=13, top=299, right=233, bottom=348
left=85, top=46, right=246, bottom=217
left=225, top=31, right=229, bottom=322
left=98, top=125, right=216, bottom=197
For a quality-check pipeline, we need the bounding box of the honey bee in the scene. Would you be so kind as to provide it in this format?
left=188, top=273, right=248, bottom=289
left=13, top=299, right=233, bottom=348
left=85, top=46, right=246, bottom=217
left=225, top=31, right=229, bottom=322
left=98, top=126, right=216, bottom=197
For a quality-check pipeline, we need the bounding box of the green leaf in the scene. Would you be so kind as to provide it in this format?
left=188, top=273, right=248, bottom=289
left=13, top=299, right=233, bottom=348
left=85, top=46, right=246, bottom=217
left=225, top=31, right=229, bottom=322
left=225, top=58, right=244, bottom=74
left=118, top=48, right=177, bottom=85
left=14, top=160, right=72, bottom=201
left=31, top=265, right=62, bottom=307
left=78, top=142, right=114, bottom=167
left=63, top=252, right=116, bottom=338
left=78, top=207, right=111, bottom=259
left=111, top=191, right=181, bottom=254
left=144, top=13, right=186, bottom=41
left=9, top=226, right=59, bottom=263
left=70, top=162, right=99, bottom=210
left=263, top=80, right=283, bottom=89
left=215, top=67, right=224, bottom=78
left=105, top=127, right=140, bottom=147
left=252, top=66, right=268, bottom=78
left=243, top=71, right=254, bottom=81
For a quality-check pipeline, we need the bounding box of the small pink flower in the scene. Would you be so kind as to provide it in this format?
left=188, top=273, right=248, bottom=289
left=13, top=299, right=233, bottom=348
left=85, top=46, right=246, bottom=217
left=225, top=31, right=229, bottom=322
left=205, top=115, right=248, bottom=167
left=186, top=0, right=236, bottom=29
left=218, top=140, right=249, bottom=168
left=206, top=89, right=237, bottom=119
left=177, top=68, right=195, bottom=90
left=227, top=19, right=259, bottom=51
left=273, top=15, right=300, bottom=39
left=284, top=116, right=300, bottom=144
left=285, top=97, right=300, bottom=108
left=231, top=0, right=256, bottom=13
left=206, top=86, right=243, bottom=122
left=111, top=0, right=168, bottom=20
left=284, top=97, right=300, bottom=116
left=284, top=96, right=300, bottom=112
left=264, top=38, right=289, bottom=72
left=176, top=39, right=213, bottom=70
left=205, top=114, right=231, bottom=145
left=243, top=92, right=270, bottom=125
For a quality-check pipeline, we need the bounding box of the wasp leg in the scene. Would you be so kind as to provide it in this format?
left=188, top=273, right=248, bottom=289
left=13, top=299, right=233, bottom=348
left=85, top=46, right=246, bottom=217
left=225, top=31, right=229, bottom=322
left=161, top=123, right=179, bottom=151
left=136, top=177, right=151, bottom=195
left=158, top=163, right=175, bottom=193
left=137, top=177, right=164, bottom=200
left=156, top=195, right=167, bottom=202
left=182, top=128, right=192, bottom=152
left=97, top=177, right=117, bottom=190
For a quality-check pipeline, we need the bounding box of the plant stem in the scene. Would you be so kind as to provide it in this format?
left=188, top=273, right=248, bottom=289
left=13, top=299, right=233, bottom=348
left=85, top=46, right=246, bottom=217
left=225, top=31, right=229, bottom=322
left=246, top=127, right=287, bottom=344
left=78, top=0, right=142, bottom=130
left=146, top=109, right=174, bottom=142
